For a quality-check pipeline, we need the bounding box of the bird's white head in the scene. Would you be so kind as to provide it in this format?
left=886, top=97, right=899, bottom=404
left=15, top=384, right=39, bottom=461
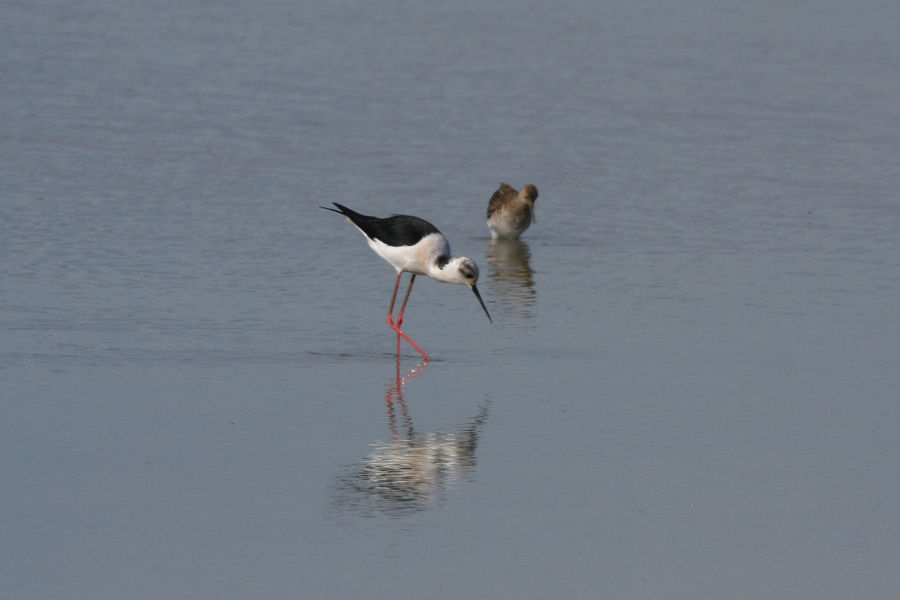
left=436, top=257, right=492, bottom=322
left=444, top=257, right=479, bottom=286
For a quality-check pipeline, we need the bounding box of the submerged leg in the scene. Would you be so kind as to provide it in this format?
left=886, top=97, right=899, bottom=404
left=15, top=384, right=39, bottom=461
left=396, top=328, right=429, bottom=361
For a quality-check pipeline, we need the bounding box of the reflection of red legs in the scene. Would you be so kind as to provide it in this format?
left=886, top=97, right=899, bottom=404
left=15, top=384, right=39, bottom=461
left=385, top=353, right=428, bottom=438
left=385, top=273, right=429, bottom=360
left=385, top=350, right=404, bottom=437
left=386, top=351, right=429, bottom=402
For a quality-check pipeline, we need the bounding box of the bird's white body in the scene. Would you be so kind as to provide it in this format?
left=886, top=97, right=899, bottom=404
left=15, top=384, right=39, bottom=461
left=350, top=225, right=477, bottom=286
left=488, top=213, right=531, bottom=240
left=365, top=232, right=447, bottom=276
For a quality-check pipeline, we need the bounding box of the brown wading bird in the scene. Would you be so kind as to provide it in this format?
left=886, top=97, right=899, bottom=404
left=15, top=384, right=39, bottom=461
left=486, top=183, right=539, bottom=240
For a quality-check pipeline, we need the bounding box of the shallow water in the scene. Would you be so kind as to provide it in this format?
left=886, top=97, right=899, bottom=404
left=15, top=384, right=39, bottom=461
left=3, top=1, right=900, bottom=598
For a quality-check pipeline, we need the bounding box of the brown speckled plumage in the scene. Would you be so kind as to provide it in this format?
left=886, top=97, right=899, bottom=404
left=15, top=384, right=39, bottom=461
left=486, top=183, right=539, bottom=239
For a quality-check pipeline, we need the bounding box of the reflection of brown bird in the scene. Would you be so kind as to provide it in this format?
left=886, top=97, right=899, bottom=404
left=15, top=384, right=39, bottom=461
left=486, top=239, right=536, bottom=321
left=486, top=183, right=539, bottom=240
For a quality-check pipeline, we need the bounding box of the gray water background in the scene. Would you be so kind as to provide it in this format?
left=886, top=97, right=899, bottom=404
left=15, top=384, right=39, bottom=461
left=3, top=1, right=899, bottom=598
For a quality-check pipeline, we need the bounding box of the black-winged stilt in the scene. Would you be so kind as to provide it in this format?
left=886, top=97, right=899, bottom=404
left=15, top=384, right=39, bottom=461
left=486, top=183, right=539, bottom=240
left=322, top=202, right=491, bottom=359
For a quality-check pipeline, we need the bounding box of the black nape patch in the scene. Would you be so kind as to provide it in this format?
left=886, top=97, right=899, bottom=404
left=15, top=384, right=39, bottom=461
left=435, top=255, right=450, bottom=269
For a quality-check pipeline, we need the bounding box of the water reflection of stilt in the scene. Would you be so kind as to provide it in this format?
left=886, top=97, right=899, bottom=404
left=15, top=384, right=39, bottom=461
left=335, top=352, right=489, bottom=517
left=486, top=239, right=536, bottom=321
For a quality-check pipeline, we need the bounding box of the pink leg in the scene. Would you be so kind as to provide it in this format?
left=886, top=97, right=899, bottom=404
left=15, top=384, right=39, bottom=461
left=385, top=273, right=429, bottom=360
left=396, top=273, right=416, bottom=328
left=386, top=273, right=402, bottom=329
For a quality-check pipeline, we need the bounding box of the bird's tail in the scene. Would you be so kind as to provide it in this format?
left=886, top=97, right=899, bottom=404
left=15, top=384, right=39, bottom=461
left=320, top=202, right=374, bottom=230
left=320, top=202, right=345, bottom=215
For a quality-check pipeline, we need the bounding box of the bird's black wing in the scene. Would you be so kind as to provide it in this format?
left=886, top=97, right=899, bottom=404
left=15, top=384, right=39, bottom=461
left=323, top=202, right=441, bottom=246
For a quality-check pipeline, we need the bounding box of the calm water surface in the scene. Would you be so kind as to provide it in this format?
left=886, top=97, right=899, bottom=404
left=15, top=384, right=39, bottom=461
left=3, top=1, right=899, bottom=598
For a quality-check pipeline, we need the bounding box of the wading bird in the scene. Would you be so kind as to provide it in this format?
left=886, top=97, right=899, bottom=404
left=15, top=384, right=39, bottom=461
left=322, top=202, right=491, bottom=359
left=486, top=183, right=539, bottom=240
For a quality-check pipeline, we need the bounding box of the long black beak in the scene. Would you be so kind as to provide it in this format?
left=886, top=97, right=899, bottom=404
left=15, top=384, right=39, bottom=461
left=472, top=284, right=492, bottom=323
